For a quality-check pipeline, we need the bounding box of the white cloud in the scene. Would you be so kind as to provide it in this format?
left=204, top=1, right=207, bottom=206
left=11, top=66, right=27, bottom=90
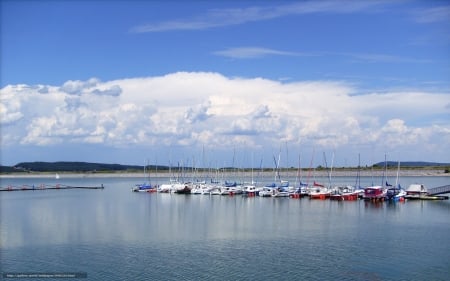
left=60, top=78, right=100, bottom=95
left=213, top=47, right=300, bottom=59
left=251, top=105, right=272, bottom=119
left=184, top=102, right=212, bottom=124
left=343, top=53, right=432, bottom=64
left=91, top=85, right=122, bottom=97
left=0, top=89, right=24, bottom=125
left=1, top=72, right=449, bottom=165
left=413, top=6, right=450, bottom=23
left=213, top=47, right=432, bottom=63
left=130, top=1, right=390, bottom=33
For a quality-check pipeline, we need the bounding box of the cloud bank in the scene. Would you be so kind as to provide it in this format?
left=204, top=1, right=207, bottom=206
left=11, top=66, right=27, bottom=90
left=1, top=72, right=449, bottom=165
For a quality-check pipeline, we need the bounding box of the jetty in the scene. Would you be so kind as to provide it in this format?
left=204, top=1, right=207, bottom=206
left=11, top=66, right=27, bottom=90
left=0, top=184, right=104, bottom=192
left=404, top=184, right=450, bottom=200
left=427, top=184, right=450, bottom=196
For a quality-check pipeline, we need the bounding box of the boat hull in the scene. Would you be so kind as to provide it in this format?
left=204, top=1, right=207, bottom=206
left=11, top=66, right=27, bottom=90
left=330, top=193, right=359, bottom=201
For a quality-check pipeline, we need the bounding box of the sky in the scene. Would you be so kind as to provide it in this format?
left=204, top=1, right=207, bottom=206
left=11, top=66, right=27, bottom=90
left=1, top=0, right=449, bottom=168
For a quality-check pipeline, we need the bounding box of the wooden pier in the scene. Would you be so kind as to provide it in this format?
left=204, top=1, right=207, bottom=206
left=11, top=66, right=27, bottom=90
left=0, top=184, right=104, bottom=192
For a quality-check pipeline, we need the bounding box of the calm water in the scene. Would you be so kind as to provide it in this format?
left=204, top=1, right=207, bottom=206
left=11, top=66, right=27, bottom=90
left=1, top=176, right=449, bottom=280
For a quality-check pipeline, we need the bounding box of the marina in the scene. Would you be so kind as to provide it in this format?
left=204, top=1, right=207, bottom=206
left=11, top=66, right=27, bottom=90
left=1, top=175, right=448, bottom=202
left=128, top=177, right=450, bottom=202
left=1, top=175, right=449, bottom=280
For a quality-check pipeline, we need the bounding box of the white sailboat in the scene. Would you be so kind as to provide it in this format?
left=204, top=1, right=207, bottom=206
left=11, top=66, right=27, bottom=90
left=386, top=161, right=406, bottom=201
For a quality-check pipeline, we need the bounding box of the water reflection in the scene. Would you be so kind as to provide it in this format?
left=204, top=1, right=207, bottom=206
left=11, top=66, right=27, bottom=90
left=2, top=185, right=449, bottom=250
left=1, top=176, right=449, bottom=281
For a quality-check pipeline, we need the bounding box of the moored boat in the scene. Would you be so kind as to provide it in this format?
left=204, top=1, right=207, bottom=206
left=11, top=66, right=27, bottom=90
left=308, top=182, right=331, bottom=199
left=258, top=187, right=274, bottom=197
left=329, top=185, right=359, bottom=201
left=405, top=184, right=427, bottom=197
left=363, top=186, right=386, bottom=201
left=219, top=185, right=243, bottom=195
left=309, top=188, right=332, bottom=199
left=243, top=185, right=264, bottom=197
left=191, top=182, right=213, bottom=195
left=209, top=186, right=221, bottom=195
left=132, top=161, right=156, bottom=192
left=330, top=192, right=359, bottom=201
left=174, top=183, right=193, bottom=194
left=403, top=184, right=447, bottom=200
left=132, top=183, right=157, bottom=192
left=386, top=187, right=407, bottom=201
left=272, top=188, right=290, bottom=197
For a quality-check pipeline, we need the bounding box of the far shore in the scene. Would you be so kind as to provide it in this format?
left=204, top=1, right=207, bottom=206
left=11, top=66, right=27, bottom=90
left=1, top=169, right=448, bottom=179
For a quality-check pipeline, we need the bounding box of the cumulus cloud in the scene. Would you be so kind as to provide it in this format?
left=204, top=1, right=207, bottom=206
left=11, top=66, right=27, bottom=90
left=251, top=105, right=272, bottom=119
left=0, top=91, right=24, bottom=125
left=1, top=72, right=449, bottom=164
left=91, top=85, right=122, bottom=97
left=38, top=86, right=49, bottom=94
left=59, top=78, right=99, bottom=95
left=184, top=102, right=212, bottom=124
left=64, top=96, right=85, bottom=111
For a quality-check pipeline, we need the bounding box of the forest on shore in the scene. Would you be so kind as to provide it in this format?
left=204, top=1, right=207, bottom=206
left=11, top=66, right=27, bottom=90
left=1, top=161, right=449, bottom=174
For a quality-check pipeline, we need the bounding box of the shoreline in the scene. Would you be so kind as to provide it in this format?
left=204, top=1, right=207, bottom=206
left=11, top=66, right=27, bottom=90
left=1, top=169, right=448, bottom=179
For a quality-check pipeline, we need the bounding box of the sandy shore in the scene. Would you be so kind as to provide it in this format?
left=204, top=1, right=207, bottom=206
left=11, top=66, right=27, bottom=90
left=1, top=169, right=448, bottom=179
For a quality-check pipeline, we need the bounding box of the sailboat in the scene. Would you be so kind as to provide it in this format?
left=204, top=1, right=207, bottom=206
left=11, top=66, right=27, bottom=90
left=132, top=160, right=157, bottom=192
left=242, top=157, right=264, bottom=197
left=330, top=153, right=362, bottom=201
left=267, top=147, right=291, bottom=197
left=385, top=161, right=406, bottom=201
left=309, top=181, right=332, bottom=199
left=309, top=152, right=332, bottom=199
left=292, top=154, right=308, bottom=198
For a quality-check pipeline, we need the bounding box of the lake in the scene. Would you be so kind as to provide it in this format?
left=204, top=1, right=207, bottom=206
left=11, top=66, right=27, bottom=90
left=1, top=175, right=449, bottom=280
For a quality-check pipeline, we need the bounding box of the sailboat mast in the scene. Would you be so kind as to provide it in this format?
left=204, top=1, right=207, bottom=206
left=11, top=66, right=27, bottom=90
left=285, top=141, right=288, bottom=179
left=307, top=147, right=315, bottom=186
left=382, top=154, right=387, bottom=187
left=251, top=152, right=254, bottom=184
left=296, top=153, right=301, bottom=187
left=330, top=151, right=334, bottom=188
left=322, top=152, right=332, bottom=187
left=155, top=156, right=158, bottom=186
left=355, top=153, right=361, bottom=189
left=395, top=160, right=400, bottom=189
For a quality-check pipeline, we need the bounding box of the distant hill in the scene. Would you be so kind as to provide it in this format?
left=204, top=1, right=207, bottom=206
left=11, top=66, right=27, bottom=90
left=0, top=161, right=448, bottom=174
left=372, top=161, right=450, bottom=168
left=0, top=165, right=25, bottom=173
left=11, top=161, right=169, bottom=173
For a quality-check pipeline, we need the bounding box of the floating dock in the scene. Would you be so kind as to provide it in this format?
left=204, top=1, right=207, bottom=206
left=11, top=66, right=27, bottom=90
left=0, top=184, right=104, bottom=191
left=404, top=195, right=449, bottom=200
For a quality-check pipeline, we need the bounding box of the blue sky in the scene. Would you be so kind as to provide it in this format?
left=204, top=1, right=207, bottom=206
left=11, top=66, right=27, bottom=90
left=1, top=0, right=449, bottom=168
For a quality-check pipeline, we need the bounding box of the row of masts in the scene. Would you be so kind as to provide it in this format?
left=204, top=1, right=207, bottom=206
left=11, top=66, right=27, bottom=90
left=139, top=153, right=368, bottom=189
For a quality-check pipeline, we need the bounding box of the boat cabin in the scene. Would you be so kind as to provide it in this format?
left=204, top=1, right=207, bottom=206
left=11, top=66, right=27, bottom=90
left=406, top=184, right=427, bottom=196
left=364, top=186, right=385, bottom=199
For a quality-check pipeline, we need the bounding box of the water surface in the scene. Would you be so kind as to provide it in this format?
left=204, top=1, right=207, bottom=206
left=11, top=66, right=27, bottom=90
left=1, top=176, right=449, bottom=280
